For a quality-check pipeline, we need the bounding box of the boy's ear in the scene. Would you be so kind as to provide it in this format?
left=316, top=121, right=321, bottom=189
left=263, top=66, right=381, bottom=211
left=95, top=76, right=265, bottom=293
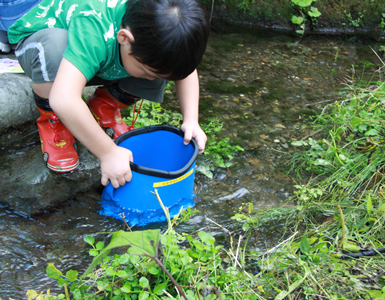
left=117, top=28, right=135, bottom=45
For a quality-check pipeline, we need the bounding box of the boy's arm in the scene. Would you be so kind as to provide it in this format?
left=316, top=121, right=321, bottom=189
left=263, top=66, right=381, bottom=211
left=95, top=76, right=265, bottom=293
left=175, top=69, right=207, bottom=154
left=49, top=58, right=133, bottom=188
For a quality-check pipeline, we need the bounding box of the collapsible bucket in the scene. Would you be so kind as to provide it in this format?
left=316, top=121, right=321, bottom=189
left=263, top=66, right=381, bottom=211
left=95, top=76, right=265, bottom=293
left=100, top=125, right=198, bottom=226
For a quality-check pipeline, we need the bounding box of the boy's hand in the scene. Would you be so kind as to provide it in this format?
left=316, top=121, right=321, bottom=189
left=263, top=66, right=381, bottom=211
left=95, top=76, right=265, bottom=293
left=99, top=145, right=134, bottom=188
left=181, top=121, right=207, bottom=154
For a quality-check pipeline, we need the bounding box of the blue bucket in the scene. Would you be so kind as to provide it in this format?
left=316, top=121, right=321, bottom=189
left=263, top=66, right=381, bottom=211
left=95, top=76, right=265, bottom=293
left=100, top=125, right=198, bottom=226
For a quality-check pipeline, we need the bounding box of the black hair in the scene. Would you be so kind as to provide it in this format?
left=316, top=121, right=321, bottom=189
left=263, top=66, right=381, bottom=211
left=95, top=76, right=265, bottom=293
left=122, top=0, right=209, bottom=81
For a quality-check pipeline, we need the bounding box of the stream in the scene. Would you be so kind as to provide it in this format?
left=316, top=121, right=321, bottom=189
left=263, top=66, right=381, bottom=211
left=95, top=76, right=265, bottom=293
left=0, top=30, right=382, bottom=298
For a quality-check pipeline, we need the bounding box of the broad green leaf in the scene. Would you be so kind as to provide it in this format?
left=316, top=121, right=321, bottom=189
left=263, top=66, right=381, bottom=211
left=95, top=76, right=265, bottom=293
left=82, top=229, right=160, bottom=278
left=342, top=240, right=360, bottom=252
left=84, top=235, right=95, bottom=246
left=198, top=231, right=215, bottom=245
left=66, top=270, right=78, bottom=282
left=299, top=234, right=311, bottom=255
left=291, top=15, right=304, bottom=25
left=350, top=116, right=363, bottom=129
left=308, top=7, right=321, bottom=17
left=292, top=0, right=314, bottom=7
left=139, top=277, right=149, bottom=288
left=147, top=265, right=160, bottom=275
left=95, top=241, right=105, bottom=250
left=154, top=283, right=167, bottom=295
left=365, top=129, right=379, bottom=136
left=138, top=291, right=149, bottom=300
left=242, top=223, right=250, bottom=231
left=57, top=277, right=68, bottom=287
left=46, top=263, right=63, bottom=279
left=89, top=249, right=99, bottom=257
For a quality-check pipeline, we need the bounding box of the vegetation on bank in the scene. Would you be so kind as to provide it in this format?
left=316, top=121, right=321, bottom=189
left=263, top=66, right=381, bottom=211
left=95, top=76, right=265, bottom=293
left=200, top=0, right=385, bottom=37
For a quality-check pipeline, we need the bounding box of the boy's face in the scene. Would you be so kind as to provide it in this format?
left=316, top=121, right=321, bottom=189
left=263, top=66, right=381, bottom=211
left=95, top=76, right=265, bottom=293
left=118, top=28, right=163, bottom=80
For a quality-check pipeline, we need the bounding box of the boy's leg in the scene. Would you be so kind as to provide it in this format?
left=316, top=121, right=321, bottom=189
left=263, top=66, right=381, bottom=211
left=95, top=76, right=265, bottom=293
left=87, top=84, right=138, bottom=140
left=0, top=30, right=10, bottom=53
left=16, top=28, right=79, bottom=173
left=86, top=77, right=167, bottom=139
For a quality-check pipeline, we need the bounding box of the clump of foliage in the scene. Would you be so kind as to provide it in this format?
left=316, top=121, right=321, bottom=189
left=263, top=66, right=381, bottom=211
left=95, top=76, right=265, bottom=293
left=197, top=118, right=244, bottom=178
left=243, top=61, right=385, bottom=298
left=27, top=196, right=264, bottom=300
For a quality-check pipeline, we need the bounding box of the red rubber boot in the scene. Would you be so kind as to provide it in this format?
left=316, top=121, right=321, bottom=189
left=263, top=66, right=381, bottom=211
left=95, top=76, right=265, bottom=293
left=36, top=107, right=79, bottom=173
left=87, top=86, right=136, bottom=140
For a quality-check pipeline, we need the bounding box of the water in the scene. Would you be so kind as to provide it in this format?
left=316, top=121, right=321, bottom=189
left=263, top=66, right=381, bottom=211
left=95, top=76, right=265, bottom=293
left=0, top=31, right=382, bottom=298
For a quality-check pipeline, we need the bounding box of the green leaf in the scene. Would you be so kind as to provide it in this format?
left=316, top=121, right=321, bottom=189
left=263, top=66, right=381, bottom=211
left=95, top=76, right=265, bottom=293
left=57, top=277, right=68, bottom=287
left=148, top=265, right=160, bottom=275
left=139, top=277, right=149, bottom=288
left=154, top=283, right=167, bottom=295
left=300, top=234, right=311, bottom=255
left=308, top=6, right=321, bottom=17
left=89, top=249, right=99, bottom=257
left=95, top=241, right=105, bottom=250
left=365, top=129, right=379, bottom=136
left=198, top=231, right=215, bottom=245
left=242, top=223, right=250, bottom=231
left=82, top=229, right=161, bottom=278
left=84, top=235, right=95, bottom=246
left=46, top=263, right=63, bottom=279
left=66, top=270, right=78, bottom=282
left=292, top=0, right=314, bottom=7
left=138, top=291, right=149, bottom=300
left=291, top=15, right=304, bottom=25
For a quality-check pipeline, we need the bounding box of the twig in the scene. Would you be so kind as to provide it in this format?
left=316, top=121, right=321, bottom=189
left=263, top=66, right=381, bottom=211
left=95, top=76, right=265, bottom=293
left=148, top=254, right=188, bottom=300
left=300, top=129, right=323, bottom=141
left=162, top=289, right=174, bottom=298
left=263, top=231, right=298, bottom=255
left=206, top=217, right=233, bottom=249
left=120, top=213, right=132, bottom=232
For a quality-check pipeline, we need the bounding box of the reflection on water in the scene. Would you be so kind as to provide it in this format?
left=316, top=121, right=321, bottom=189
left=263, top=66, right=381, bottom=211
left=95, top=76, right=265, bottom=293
left=0, top=31, right=382, bottom=298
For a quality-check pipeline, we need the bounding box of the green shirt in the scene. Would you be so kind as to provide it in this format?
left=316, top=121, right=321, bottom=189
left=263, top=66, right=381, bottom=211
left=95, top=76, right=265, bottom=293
left=8, top=0, right=130, bottom=81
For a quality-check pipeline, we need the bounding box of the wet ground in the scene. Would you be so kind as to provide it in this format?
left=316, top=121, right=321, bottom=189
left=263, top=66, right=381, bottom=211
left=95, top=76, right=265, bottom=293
left=1, top=31, right=383, bottom=298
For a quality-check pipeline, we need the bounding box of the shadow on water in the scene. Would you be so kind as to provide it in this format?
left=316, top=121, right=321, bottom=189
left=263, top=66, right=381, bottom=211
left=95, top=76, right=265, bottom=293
left=1, top=31, right=384, bottom=298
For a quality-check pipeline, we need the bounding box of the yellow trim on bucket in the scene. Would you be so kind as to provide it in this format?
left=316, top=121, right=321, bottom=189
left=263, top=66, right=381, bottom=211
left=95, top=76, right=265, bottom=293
left=153, top=168, right=194, bottom=188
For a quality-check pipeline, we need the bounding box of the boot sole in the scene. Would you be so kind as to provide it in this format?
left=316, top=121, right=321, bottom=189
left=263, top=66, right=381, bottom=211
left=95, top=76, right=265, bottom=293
left=47, top=160, right=79, bottom=173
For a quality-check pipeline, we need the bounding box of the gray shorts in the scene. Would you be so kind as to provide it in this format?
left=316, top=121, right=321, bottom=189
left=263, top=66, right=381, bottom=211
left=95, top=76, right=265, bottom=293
left=15, top=28, right=167, bottom=103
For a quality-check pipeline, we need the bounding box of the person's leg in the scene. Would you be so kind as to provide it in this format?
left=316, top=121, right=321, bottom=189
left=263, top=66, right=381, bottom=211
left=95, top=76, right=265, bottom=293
left=0, top=30, right=11, bottom=53
left=16, top=28, right=79, bottom=173
left=86, top=77, right=168, bottom=139
left=87, top=83, right=138, bottom=139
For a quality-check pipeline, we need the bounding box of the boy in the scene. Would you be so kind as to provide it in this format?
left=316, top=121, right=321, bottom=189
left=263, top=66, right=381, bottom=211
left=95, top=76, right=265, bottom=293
left=8, top=0, right=209, bottom=188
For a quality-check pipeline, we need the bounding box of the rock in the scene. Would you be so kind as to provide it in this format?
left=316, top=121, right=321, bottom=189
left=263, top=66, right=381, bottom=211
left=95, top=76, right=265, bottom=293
left=0, top=72, right=101, bottom=215
left=217, top=188, right=250, bottom=201
left=0, top=124, right=101, bottom=215
left=0, top=73, right=38, bottom=131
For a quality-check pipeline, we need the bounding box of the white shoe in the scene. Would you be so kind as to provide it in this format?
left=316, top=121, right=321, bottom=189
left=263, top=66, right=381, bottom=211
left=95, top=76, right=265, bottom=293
left=0, top=41, right=11, bottom=53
